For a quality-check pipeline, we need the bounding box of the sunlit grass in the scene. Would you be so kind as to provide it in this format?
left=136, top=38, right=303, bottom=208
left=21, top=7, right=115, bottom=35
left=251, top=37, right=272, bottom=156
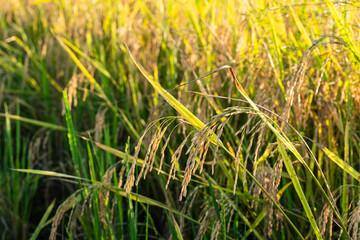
left=0, top=0, right=360, bottom=239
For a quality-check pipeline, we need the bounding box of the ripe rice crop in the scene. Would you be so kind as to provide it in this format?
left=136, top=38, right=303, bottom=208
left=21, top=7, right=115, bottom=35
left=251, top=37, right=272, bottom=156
left=0, top=0, right=360, bottom=239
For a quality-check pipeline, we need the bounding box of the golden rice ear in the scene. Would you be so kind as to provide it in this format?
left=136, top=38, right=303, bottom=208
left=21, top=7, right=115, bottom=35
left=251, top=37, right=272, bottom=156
left=50, top=189, right=84, bottom=240
left=137, top=130, right=158, bottom=184
left=123, top=132, right=145, bottom=193
left=319, top=202, right=333, bottom=239
left=124, top=117, right=168, bottom=193
left=211, top=118, right=229, bottom=174
left=147, top=124, right=169, bottom=174
left=158, top=126, right=179, bottom=175
left=166, top=136, right=189, bottom=190
left=199, top=123, right=218, bottom=174
left=348, top=200, right=360, bottom=239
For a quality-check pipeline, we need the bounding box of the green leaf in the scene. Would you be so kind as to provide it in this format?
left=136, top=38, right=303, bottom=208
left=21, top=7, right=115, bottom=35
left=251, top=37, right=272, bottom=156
left=63, top=91, right=82, bottom=178
left=278, top=140, right=323, bottom=240
left=0, top=113, right=66, bottom=131
left=30, top=200, right=55, bottom=240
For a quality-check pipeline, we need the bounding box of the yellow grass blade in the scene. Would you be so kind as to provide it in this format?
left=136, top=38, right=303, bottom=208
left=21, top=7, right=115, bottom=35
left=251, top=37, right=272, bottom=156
left=126, top=45, right=221, bottom=145
left=322, top=146, right=360, bottom=181
left=55, top=35, right=106, bottom=98
left=126, top=46, right=203, bottom=129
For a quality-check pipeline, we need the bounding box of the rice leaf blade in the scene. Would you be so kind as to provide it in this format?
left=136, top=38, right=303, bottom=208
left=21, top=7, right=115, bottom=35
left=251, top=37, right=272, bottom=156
left=30, top=200, right=55, bottom=240
left=63, top=91, right=82, bottom=178
left=322, top=146, right=360, bottom=181
left=277, top=139, right=323, bottom=240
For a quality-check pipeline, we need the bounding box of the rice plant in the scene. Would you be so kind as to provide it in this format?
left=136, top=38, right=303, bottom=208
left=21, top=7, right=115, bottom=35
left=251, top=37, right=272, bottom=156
left=0, top=0, right=360, bottom=239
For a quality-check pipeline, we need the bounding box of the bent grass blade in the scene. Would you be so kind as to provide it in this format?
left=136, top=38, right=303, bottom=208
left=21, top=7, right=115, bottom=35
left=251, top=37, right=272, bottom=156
left=12, top=168, right=200, bottom=224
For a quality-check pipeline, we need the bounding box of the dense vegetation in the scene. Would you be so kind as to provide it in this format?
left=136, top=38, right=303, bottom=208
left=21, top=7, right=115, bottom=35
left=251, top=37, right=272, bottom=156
left=1, top=0, right=360, bottom=239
